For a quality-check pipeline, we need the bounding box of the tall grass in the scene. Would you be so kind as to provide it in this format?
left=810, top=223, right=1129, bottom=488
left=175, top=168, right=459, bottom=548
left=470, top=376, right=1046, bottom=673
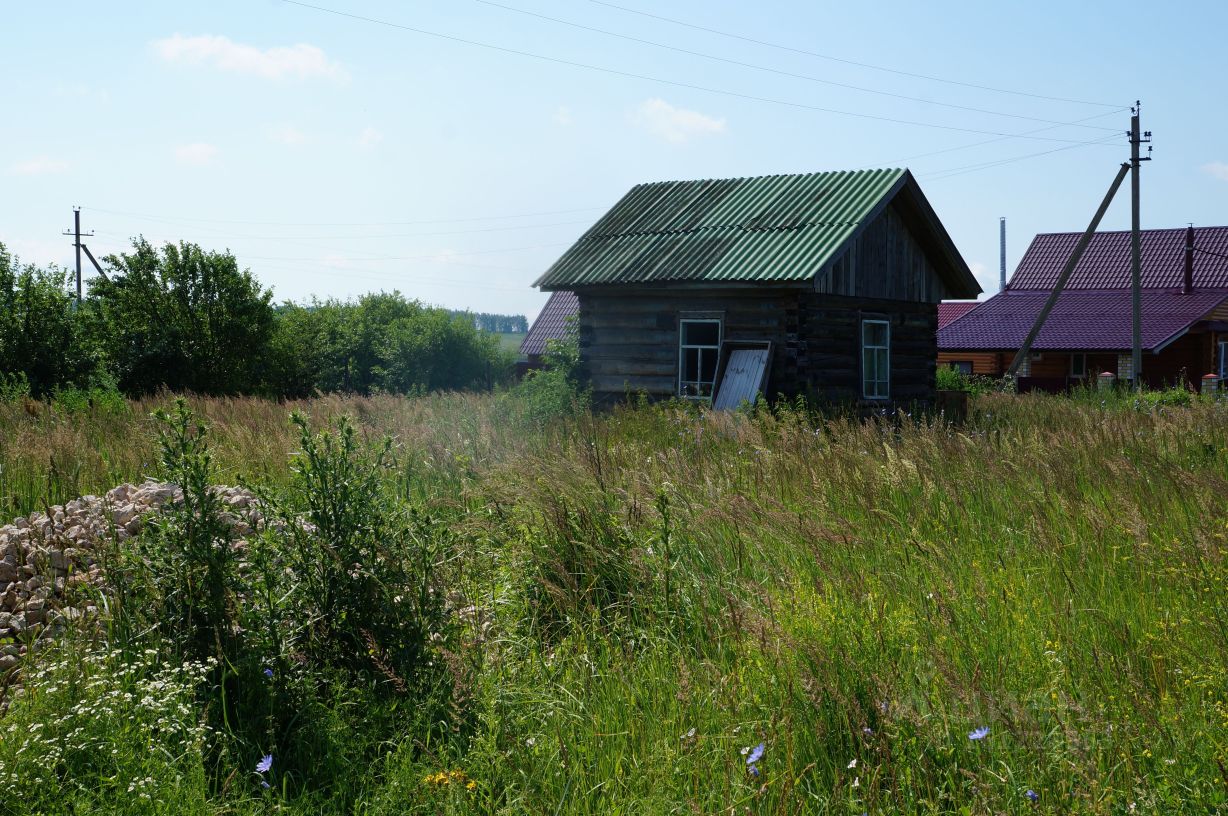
left=2, top=391, right=1227, bottom=813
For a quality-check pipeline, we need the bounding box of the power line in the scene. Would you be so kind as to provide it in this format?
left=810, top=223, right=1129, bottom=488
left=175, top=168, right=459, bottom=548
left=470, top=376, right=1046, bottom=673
left=475, top=0, right=1119, bottom=132
left=854, top=108, right=1123, bottom=173
left=86, top=216, right=593, bottom=241
left=589, top=0, right=1121, bottom=109
left=923, top=135, right=1122, bottom=180
left=279, top=0, right=1114, bottom=145
left=83, top=204, right=605, bottom=228
left=241, top=242, right=572, bottom=263
left=1194, top=246, right=1228, bottom=262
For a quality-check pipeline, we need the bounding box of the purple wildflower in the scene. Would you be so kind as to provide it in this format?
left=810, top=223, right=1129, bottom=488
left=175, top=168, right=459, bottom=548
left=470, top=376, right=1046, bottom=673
left=748, top=765, right=760, bottom=777
left=263, top=668, right=274, bottom=679
left=746, top=743, right=765, bottom=765
left=256, top=754, right=273, bottom=774
left=1026, top=789, right=1039, bottom=803
left=261, top=780, right=271, bottom=790
left=968, top=726, right=990, bottom=741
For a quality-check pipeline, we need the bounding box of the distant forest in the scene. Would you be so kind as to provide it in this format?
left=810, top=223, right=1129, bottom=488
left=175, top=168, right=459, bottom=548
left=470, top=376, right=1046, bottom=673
left=453, top=311, right=528, bottom=333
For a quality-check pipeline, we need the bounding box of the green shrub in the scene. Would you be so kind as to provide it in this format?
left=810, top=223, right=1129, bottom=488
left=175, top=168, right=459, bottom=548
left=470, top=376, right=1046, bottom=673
left=275, top=412, right=453, bottom=692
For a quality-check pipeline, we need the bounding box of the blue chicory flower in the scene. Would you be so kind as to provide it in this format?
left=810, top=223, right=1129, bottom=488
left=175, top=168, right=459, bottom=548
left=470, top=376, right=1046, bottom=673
left=748, top=765, right=760, bottom=777
left=263, top=667, right=273, bottom=679
left=968, top=726, right=990, bottom=741
left=746, top=742, right=765, bottom=765
left=1026, top=789, right=1039, bottom=803
left=256, top=754, right=273, bottom=774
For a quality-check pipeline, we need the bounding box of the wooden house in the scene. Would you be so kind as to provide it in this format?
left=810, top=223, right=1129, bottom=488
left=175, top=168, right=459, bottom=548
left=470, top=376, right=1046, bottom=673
left=532, top=169, right=981, bottom=407
left=938, top=226, right=1228, bottom=391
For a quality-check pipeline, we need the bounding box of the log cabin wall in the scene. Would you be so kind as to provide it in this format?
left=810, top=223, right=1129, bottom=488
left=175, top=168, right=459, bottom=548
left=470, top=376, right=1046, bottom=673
left=577, top=288, right=938, bottom=407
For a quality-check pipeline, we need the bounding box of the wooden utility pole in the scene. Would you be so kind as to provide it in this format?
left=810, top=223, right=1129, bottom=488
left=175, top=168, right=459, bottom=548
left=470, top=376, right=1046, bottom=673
left=1128, top=102, right=1152, bottom=389
left=1006, top=163, right=1130, bottom=378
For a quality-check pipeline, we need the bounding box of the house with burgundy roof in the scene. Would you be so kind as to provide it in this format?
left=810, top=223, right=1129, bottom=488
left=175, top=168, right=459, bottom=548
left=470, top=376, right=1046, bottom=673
left=519, top=290, right=579, bottom=373
left=938, top=226, right=1228, bottom=390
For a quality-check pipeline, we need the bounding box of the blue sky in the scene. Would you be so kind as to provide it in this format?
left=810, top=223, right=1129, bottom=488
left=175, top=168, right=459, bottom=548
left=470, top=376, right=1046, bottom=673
left=4, top=0, right=1227, bottom=320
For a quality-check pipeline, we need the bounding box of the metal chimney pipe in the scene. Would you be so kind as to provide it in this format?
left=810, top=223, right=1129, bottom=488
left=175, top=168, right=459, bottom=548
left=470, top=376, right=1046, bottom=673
left=999, top=217, right=1007, bottom=291
left=1184, top=224, right=1194, bottom=295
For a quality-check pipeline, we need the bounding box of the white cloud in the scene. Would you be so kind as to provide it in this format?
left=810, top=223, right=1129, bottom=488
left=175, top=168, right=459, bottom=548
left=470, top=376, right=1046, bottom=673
left=152, top=34, right=347, bottom=82
left=632, top=98, right=725, bottom=143
left=267, top=124, right=307, bottom=146
left=8, top=156, right=70, bottom=176
left=175, top=143, right=219, bottom=165
left=552, top=106, right=574, bottom=126
left=1202, top=161, right=1228, bottom=183
left=358, top=126, right=384, bottom=149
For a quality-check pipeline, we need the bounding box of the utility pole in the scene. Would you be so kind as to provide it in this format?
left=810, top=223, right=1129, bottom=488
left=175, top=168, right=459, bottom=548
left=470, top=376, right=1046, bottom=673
left=1129, top=102, right=1152, bottom=390
left=61, top=206, right=107, bottom=298
left=62, top=207, right=93, bottom=300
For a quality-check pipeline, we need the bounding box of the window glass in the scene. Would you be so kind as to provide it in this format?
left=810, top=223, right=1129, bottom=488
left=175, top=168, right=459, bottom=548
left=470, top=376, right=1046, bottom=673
left=861, top=319, right=890, bottom=400
left=951, top=361, right=973, bottom=374
left=684, top=321, right=720, bottom=347
left=679, top=318, right=721, bottom=399
left=1070, top=353, right=1087, bottom=378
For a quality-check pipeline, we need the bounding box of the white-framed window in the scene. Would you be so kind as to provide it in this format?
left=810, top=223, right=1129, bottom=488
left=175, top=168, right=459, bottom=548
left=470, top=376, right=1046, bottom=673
left=861, top=319, right=890, bottom=400
left=678, top=318, right=722, bottom=398
left=1070, top=352, right=1087, bottom=378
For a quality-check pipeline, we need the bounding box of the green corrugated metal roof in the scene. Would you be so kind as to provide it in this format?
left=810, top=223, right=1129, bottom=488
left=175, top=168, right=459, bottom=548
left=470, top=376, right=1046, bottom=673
left=534, top=168, right=910, bottom=289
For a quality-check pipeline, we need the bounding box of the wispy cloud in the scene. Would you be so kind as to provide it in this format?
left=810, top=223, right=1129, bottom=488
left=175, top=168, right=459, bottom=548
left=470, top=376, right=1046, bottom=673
left=8, top=157, right=69, bottom=176
left=552, top=106, right=574, bottom=126
left=267, top=124, right=307, bottom=146
left=152, top=34, right=347, bottom=82
left=632, top=98, right=725, bottom=144
left=1202, top=161, right=1228, bottom=183
left=358, top=126, right=384, bottom=149
left=175, top=143, right=219, bottom=165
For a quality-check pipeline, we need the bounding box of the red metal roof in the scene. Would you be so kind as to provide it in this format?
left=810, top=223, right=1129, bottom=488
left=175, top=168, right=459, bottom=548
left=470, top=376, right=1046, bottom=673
left=520, top=290, right=579, bottom=357
left=938, top=301, right=980, bottom=329
left=1009, top=226, right=1228, bottom=290
left=937, top=288, right=1228, bottom=352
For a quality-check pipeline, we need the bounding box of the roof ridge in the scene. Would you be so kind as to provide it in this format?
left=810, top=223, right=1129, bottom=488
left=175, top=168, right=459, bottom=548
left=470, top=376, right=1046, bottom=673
left=626, top=167, right=905, bottom=189
left=1031, top=225, right=1228, bottom=239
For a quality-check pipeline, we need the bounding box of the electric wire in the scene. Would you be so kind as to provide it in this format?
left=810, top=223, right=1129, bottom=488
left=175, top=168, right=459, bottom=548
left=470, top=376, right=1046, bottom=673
left=589, top=0, right=1122, bottom=108
left=279, top=0, right=1115, bottom=144
left=476, top=0, right=1120, bottom=131
left=83, top=204, right=605, bottom=228
left=924, top=135, right=1123, bottom=180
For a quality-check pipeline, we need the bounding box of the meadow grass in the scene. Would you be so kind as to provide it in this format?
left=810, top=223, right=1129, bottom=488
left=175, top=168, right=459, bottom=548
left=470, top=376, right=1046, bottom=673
left=1, top=391, right=1227, bottom=814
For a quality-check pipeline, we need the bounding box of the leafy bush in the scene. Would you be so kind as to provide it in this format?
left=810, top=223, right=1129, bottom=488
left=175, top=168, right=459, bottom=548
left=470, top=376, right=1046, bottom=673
left=267, top=293, right=511, bottom=397
left=0, top=242, right=104, bottom=397
left=504, top=325, right=588, bottom=429
left=91, top=239, right=276, bottom=396
left=275, top=412, right=453, bottom=691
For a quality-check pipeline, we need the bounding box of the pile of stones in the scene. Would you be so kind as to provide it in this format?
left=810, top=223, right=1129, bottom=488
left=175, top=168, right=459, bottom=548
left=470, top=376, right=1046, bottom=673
left=0, top=482, right=263, bottom=671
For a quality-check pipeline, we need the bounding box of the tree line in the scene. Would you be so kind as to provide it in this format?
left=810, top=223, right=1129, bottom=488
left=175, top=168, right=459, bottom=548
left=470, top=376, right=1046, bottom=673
left=0, top=238, right=518, bottom=399
left=452, top=311, right=527, bottom=334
